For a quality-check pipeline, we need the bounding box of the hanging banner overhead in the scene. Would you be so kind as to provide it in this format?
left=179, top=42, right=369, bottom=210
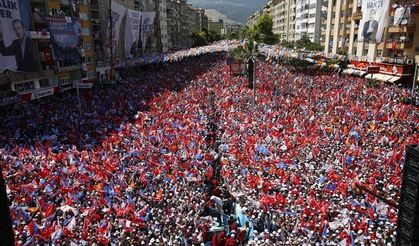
left=140, top=12, right=155, bottom=53
left=125, top=9, right=142, bottom=58
left=44, top=16, right=82, bottom=63
left=0, top=0, right=39, bottom=72
left=359, top=0, right=390, bottom=43
left=104, top=0, right=126, bottom=60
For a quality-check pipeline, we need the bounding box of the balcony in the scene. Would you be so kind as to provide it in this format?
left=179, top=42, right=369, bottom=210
left=58, top=65, right=80, bottom=73
left=352, top=12, right=362, bottom=21
left=385, top=42, right=413, bottom=50
left=388, top=17, right=416, bottom=33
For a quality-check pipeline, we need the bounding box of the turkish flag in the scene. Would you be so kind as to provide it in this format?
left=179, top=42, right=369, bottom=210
left=44, top=48, right=53, bottom=65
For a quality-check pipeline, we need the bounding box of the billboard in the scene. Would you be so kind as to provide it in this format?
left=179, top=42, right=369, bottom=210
left=359, top=0, right=390, bottom=43
left=44, top=16, right=82, bottom=63
left=139, top=12, right=155, bottom=52
left=125, top=9, right=142, bottom=58
left=0, top=0, right=38, bottom=72
left=104, top=0, right=126, bottom=59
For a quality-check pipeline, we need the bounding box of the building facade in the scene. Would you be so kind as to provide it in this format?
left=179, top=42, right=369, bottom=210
left=294, top=0, right=324, bottom=42
left=272, top=0, right=297, bottom=42
left=208, top=19, right=224, bottom=35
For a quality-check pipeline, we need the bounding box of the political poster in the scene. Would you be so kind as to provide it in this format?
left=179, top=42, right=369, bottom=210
left=104, top=0, right=126, bottom=59
left=359, top=0, right=390, bottom=43
left=44, top=16, right=82, bottom=63
left=125, top=9, right=142, bottom=58
left=140, top=12, right=155, bottom=52
left=0, top=0, right=38, bottom=72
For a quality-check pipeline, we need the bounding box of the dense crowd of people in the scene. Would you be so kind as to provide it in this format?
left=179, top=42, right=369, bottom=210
left=0, top=53, right=417, bottom=245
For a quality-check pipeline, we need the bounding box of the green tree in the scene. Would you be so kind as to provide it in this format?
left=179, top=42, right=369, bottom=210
left=191, top=32, right=208, bottom=47
left=295, top=33, right=323, bottom=51
left=229, top=40, right=260, bottom=89
left=249, top=14, right=278, bottom=44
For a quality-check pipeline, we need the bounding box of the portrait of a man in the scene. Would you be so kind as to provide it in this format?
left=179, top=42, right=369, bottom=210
left=0, top=19, right=37, bottom=72
left=362, top=10, right=379, bottom=43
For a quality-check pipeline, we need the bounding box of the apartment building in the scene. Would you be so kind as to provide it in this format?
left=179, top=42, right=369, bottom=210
left=294, top=0, right=324, bottom=42
left=272, top=0, right=297, bottom=42
left=0, top=0, right=97, bottom=106
left=323, top=0, right=419, bottom=82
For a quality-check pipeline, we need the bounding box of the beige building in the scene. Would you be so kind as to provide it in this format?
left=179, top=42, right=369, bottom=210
left=323, top=0, right=419, bottom=63
left=272, top=0, right=297, bottom=42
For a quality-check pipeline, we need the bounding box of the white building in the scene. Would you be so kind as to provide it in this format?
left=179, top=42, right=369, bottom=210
left=159, top=0, right=169, bottom=53
left=294, top=0, right=324, bottom=42
left=272, top=0, right=297, bottom=42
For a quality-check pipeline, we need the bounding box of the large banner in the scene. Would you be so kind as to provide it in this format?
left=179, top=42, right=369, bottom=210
left=125, top=9, right=142, bottom=58
left=104, top=0, right=126, bottom=59
left=140, top=12, right=155, bottom=53
left=44, top=16, right=82, bottom=63
left=359, top=0, right=390, bottom=43
left=0, top=0, right=38, bottom=72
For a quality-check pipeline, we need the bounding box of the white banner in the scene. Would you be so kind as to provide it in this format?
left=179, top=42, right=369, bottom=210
left=104, top=0, right=126, bottom=59
left=73, top=82, right=93, bottom=89
left=140, top=12, right=156, bottom=52
left=31, top=88, right=54, bottom=100
left=359, top=0, right=390, bottom=43
left=125, top=9, right=142, bottom=58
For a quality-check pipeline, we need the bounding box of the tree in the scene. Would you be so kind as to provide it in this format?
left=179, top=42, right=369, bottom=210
left=191, top=32, right=208, bottom=47
left=249, top=14, right=278, bottom=45
left=229, top=40, right=260, bottom=89
left=295, top=33, right=323, bottom=51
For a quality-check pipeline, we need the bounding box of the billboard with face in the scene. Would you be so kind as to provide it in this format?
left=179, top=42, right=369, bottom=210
left=0, top=0, right=39, bottom=72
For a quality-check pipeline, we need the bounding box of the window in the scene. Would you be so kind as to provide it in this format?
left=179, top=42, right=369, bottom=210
left=60, top=77, right=71, bottom=85
left=87, top=72, right=96, bottom=79
left=14, top=81, right=35, bottom=92
left=39, top=78, right=51, bottom=88
left=83, top=43, right=92, bottom=50
left=50, top=8, right=59, bottom=16
left=82, top=28, right=90, bottom=36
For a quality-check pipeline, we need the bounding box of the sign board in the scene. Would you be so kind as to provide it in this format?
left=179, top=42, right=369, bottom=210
left=73, top=82, right=93, bottom=89
left=0, top=93, right=20, bottom=106
left=367, top=66, right=380, bottom=74
left=29, top=31, right=50, bottom=40
left=31, top=88, right=54, bottom=100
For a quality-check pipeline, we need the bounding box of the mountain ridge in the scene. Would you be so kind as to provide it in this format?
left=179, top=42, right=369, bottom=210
left=189, top=0, right=267, bottom=24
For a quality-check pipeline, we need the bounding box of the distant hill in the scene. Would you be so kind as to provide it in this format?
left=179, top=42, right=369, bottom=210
left=189, top=0, right=267, bottom=24
left=204, top=9, right=242, bottom=25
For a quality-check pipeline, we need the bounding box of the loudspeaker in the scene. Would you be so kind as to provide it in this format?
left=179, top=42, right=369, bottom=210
left=397, top=145, right=419, bottom=245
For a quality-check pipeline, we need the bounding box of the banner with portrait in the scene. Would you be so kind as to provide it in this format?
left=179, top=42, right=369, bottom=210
left=140, top=12, right=155, bottom=53
left=104, top=0, right=126, bottom=59
left=359, top=0, right=390, bottom=43
left=0, top=0, right=38, bottom=72
left=125, top=9, right=142, bottom=58
left=44, top=16, right=82, bottom=63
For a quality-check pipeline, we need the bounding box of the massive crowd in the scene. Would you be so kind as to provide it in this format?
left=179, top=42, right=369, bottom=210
left=0, top=53, right=418, bottom=245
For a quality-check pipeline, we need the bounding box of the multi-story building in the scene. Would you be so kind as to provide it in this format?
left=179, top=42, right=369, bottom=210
left=196, top=8, right=208, bottom=32
left=0, top=0, right=98, bottom=106
left=247, top=10, right=263, bottom=26
left=208, top=19, right=224, bottom=35
left=294, top=0, right=324, bottom=42
left=272, top=0, right=297, bottom=42
left=322, top=0, right=419, bottom=82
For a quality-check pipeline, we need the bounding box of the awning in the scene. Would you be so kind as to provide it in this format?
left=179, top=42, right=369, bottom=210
left=365, top=74, right=401, bottom=82
left=346, top=69, right=367, bottom=77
